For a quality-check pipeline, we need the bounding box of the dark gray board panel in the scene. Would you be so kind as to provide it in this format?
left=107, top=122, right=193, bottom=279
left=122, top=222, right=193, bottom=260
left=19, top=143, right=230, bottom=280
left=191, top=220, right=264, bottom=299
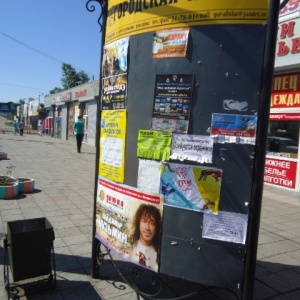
left=125, top=24, right=266, bottom=187
left=123, top=24, right=266, bottom=287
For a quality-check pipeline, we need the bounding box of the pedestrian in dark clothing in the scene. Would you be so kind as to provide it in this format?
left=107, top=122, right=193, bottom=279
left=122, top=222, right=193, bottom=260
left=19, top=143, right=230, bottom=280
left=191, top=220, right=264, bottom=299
left=73, top=115, right=84, bottom=153
left=19, top=120, right=25, bottom=136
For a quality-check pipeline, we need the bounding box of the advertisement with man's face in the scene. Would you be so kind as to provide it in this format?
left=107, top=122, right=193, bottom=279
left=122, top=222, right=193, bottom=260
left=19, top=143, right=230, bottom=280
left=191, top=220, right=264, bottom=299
left=95, top=177, right=164, bottom=272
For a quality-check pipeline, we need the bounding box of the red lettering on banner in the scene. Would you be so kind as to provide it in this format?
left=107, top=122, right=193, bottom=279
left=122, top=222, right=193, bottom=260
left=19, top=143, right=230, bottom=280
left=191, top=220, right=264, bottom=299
left=277, top=21, right=300, bottom=57
left=76, top=89, right=87, bottom=98
left=100, top=178, right=161, bottom=204
left=280, top=21, right=295, bottom=39
left=271, top=92, right=300, bottom=108
left=264, top=158, right=297, bottom=189
left=273, top=73, right=300, bottom=92
left=291, top=37, right=300, bottom=53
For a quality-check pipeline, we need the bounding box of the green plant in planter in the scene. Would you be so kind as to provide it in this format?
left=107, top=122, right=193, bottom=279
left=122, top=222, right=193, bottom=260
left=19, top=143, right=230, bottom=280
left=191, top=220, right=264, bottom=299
left=0, top=164, right=19, bottom=199
left=0, top=164, right=16, bottom=185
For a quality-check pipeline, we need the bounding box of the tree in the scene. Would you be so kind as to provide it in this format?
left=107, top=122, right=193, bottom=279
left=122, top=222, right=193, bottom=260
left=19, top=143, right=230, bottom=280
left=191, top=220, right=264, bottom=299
left=8, top=102, right=18, bottom=119
left=61, top=63, right=90, bottom=90
left=49, top=87, right=63, bottom=94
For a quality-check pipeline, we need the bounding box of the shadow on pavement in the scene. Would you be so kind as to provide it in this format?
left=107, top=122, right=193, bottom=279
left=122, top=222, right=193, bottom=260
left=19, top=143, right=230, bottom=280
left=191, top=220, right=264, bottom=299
left=1, top=249, right=300, bottom=299
left=9, top=280, right=103, bottom=300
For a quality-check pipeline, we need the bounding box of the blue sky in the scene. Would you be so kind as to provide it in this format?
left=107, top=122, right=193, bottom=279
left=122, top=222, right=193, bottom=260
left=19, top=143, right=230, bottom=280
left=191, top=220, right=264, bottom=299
left=0, top=0, right=103, bottom=103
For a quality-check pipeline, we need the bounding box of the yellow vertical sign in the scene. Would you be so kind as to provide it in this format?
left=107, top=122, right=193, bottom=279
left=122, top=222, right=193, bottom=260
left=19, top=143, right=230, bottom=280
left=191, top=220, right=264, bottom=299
left=99, top=110, right=127, bottom=183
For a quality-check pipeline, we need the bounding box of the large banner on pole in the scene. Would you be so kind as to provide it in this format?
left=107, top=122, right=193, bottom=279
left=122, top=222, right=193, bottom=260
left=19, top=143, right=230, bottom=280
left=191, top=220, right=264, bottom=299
left=106, top=0, right=269, bottom=43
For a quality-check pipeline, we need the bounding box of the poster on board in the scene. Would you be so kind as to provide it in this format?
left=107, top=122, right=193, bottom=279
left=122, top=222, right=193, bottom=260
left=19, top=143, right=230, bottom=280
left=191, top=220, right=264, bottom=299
left=137, top=159, right=161, bottom=194
left=137, top=129, right=172, bottom=161
left=160, top=162, right=222, bottom=213
left=151, top=74, right=194, bottom=133
left=99, top=110, right=127, bottom=183
left=152, top=27, right=190, bottom=58
left=102, top=37, right=129, bottom=110
left=211, top=113, right=257, bottom=144
left=170, top=134, right=213, bottom=163
left=96, top=177, right=164, bottom=272
left=202, top=211, right=248, bottom=244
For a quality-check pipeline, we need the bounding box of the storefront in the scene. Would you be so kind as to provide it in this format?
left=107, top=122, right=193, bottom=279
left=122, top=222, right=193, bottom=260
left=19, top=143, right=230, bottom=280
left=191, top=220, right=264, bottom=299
left=45, top=117, right=52, bottom=136
left=265, top=3, right=300, bottom=191
left=44, top=80, right=99, bottom=145
left=73, top=80, right=99, bottom=147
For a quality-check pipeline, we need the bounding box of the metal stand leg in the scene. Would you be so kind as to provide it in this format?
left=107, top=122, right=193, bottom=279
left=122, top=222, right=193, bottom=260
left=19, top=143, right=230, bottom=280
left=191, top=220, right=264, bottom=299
left=95, top=242, right=207, bottom=300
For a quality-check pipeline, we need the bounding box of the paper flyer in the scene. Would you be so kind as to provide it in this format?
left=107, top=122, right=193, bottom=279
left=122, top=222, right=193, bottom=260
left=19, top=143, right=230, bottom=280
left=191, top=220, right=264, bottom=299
left=102, top=37, right=129, bottom=110
left=137, top=159, right=161, bottom=194
left=151, top=74, right=194, bottom=133
left=160, top=162, right=222, bottom=213
left=96, top=177, right=164, bottom=272
left=152, top=27, right=189, bottom=58
left=202, top=211, right=248, bottom=244
left=170, top=134, right=213, bottom=163
left=137, top=130, right=172, bottom=161
left=211, top=113, right=257, bottom=144
left=99, top=110, right=126, bottom=183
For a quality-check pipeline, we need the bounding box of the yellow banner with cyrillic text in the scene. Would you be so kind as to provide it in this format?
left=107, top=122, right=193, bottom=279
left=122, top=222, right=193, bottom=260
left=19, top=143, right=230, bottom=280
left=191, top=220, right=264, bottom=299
left=105, top=0, right=269, bottom=43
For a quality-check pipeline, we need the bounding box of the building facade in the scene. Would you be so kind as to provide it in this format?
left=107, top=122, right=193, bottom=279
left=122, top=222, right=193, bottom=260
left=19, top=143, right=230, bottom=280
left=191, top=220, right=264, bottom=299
left=44, top=80, right=99, bottom=147
left=265, top=1, right=300, bottom=191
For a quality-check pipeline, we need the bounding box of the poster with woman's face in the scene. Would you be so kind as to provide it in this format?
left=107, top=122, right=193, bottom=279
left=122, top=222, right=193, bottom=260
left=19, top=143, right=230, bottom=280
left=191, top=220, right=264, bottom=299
left=95, top=177, right=164, bottom=272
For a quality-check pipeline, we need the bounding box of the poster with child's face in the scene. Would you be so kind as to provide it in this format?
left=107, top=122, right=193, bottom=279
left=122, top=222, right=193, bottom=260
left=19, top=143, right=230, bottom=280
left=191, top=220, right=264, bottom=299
left=95, top=177, right=164, bottom=272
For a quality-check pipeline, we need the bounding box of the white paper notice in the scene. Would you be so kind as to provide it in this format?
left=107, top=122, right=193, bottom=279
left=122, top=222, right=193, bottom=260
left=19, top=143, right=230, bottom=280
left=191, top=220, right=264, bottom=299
left=202, top=211, right=248, bottom=244
left=137, top=159, right=161, bottom=194
left=170, top=134, right=213, bottom=163
left=101, top=137, right=123, bottom=167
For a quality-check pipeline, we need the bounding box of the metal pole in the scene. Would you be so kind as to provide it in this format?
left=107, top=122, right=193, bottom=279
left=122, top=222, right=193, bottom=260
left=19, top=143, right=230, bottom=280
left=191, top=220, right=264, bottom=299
left=242, top=0, right=280, bottom=299
left=87, top=0, right=108, bottom=279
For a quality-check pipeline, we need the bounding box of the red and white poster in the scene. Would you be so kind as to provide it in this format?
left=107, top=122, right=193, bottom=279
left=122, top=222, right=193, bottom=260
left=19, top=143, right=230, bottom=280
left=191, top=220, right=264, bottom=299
left=95, top=177, right=164, bottom=272
left=152, top=27, right=190, bottom=58
left=264, top=157, right=297, bottom=189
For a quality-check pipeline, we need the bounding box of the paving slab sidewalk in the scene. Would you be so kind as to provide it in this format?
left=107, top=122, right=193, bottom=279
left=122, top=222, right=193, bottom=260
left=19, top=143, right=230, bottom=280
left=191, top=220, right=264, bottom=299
left=0, top=133, right=299, bottom=300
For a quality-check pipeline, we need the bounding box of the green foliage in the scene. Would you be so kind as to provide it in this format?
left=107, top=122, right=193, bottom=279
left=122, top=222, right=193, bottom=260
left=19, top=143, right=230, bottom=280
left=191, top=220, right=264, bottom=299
left=48, top=63, right=90, bottom=95
left=49, top=87, right=63, bottom=94
left=61, top=63, right=90, bottom=90
left=0, top=163, right=16, bottom=186
left=6, top=163, right=15, bottom=177
left=8, top=102, right=18, bottom=118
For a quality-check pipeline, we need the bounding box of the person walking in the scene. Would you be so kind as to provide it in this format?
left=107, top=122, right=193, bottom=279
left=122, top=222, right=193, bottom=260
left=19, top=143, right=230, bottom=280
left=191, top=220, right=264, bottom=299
left=73, top=115, right=84, bottom=153
left=12, top=120, right=18, bottom=135
left=38, top=121, right=44, bottom=136
left=18, top=120, right=25, bottom=136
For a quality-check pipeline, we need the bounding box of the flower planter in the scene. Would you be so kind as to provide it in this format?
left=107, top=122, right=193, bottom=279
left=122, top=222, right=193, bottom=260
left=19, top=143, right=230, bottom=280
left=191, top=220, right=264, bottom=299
left=0, top=152, right=8, bottom=160
left=17, top=177, right=35, bottom=193
left=0, top=176, right=19, bottom=199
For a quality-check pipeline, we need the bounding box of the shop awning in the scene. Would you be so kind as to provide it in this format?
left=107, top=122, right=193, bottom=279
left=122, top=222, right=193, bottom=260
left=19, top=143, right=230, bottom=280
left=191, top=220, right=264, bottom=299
left=78, top=96, right=92, bottom=102
left=55, top=102, right=66, bottom=107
